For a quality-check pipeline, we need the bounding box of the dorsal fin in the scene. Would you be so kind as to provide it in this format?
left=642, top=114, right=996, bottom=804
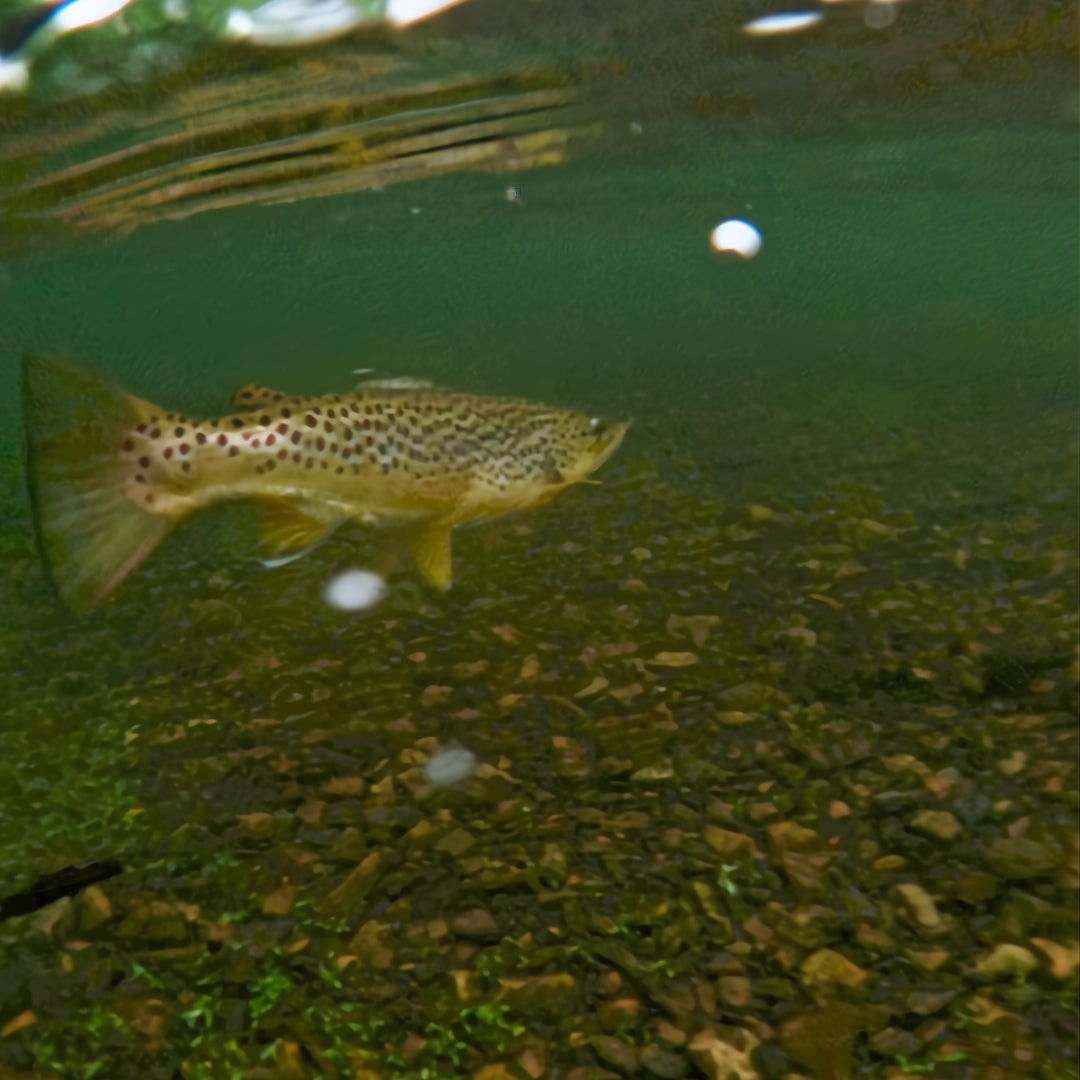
left=355, top=376, right=435, bottom=391
left=231, top=383, right=300, bottom=411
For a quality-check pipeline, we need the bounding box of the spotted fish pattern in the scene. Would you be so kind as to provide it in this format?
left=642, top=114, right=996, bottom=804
left=21, top=355, right=629, bottom=612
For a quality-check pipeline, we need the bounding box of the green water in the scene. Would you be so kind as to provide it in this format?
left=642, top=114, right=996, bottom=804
left=0, top=7, right=1077, bottom=1080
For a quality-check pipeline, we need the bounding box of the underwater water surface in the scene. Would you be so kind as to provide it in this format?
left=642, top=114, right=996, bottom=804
left=0, top=1, right=1077, bottom=1078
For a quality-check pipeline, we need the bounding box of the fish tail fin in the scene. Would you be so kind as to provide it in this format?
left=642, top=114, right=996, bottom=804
left=21, top=353, right=175, bottom=613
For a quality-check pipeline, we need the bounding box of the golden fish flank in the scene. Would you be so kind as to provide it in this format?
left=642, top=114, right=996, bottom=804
left=21, top=354, right=629, bottom=613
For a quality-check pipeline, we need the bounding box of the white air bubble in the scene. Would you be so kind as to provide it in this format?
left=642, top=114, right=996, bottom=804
left=864, top=1, right=898, bottom=29
left=423, top=744, right=477, bottom=787
left=322, top=569, right=386, bottom=611
left=710, top=219, right=762, bottom=259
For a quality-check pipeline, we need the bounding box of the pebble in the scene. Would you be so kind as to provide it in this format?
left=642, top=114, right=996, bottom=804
left=452, top=908, right=499, bottom=940
left=800, top=948, right=870, bottom=990
left=703, top=825, right=754, bottom=859
left=976, top=943, right=1039, bottom=979
left=1030, top=937, right=1080, bottom=980
left=909, top=809, right=962, bottom=841
left=891, top=883, right=947, bottom=935
left=715, top=976, right=752, bottom=1008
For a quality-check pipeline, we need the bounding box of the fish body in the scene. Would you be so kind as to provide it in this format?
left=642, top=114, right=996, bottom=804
left=21, top=355, right=628, bottom=612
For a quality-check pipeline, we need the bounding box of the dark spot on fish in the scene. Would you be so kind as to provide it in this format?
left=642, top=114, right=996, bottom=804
left=272, top=393, right=283, bottom=402
left=291, top=431, right=302, bottom=445
left=139, top=456, right=150, bottom=468
left=362, top=419, right=372, bottom=431
left=251, top=439, right=260, bottom=449
left=174, top=427, right=185, bottom=438
left=305, top=459, right=313, bottom=469
left=163, top=447, right=173, bottom=459
left=134, top=473, right=145, bottom=483
left=312, top=408, right=322, bottom=416
left=381, top=463, right=390, bottom=474
left=349, top=403, right=359, bottom=413
left=182, top=462, right=191, bottom=473
left=231, top=417, right=244, bottom=428
left=239, top=390, right=252, bottom=399
left=304, top=416, right=317, bottom=428
left=228, top=446, right=239, bottom=457
left=320, top=461, right=328, bottom=469
left=327, top=408, right=335, bottom=419
left=342, top=448, right=352, bottom=460
left=277, top=448, right=288, bottom=460
left=323, top=421, right=333, bottom=434
left=145, top=493, right=154, bottom=504
left=136, top=425, right=147, bottom=435
left=265, top=460, right=276, bottom=471
left=259, top=415, right=271, bottom=426
left=293, top=453, right=301, bottom=463
left=210, top=418, right=220, bottom=427
left=150, top=428, right=161, bottom=440
left=335, top=466, right=343, bottom=474
left=217, top=433, right=228, bottom=447
left=276, top=423, right=288, bottom=435
left=179, top=444, right=190, bottom=455
left=316, top=437, right=325, bottom=451
left=342, top=429, right=353, bottom=442
left=122, top=438, right=135, bottom=452
left=266, top=434, right=276, bottom=447
left=281, top=408, right=292, bottom=419
left=196, top=432, right=207, bottom=445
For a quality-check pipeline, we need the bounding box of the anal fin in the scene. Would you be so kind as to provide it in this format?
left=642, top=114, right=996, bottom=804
left=408, top=521, right=454, bottom=590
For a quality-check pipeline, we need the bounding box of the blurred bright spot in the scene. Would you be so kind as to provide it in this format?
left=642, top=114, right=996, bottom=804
left=386, top=0, right=469, bottom=28
left=743, top=11, right=823, bottom=36
left=224, top=0, right=366, bottom=45
left=322, top=569, right=386, bottom=611
left=423, top=744, right=477, bottom=787
left=51, top=0, right=137, bottom=32
left=864, top=1, right=898, bottom=29
left=504, top=185, right=522, bottom=203
left=710, top=219, right=762, bottom=259
left=0, top=59, right=29, bottom=92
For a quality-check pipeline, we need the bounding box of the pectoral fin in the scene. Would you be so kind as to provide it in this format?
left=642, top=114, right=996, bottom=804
left=255, top=497, right=344, bottom=562
left=408, top=521, right=454, bottom=590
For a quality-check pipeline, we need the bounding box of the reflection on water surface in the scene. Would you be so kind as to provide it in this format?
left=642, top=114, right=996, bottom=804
left=0, top=1, right=1076, bottom=1078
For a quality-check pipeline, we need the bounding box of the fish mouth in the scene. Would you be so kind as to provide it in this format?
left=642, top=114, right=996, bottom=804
left=587, top=419, right=631, bottom=474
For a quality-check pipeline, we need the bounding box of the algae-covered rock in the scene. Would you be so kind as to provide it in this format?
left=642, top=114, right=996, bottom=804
left=976, top=943, right=1039, bottom=979
left=909, top=810, right=961, bottom=841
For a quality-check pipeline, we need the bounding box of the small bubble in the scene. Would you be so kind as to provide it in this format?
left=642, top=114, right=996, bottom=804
left=710, top=219, right=762, bottom=259
left=322, top=569, right=386, bottom=611
left=864, top=1, right=898, bottom=29
left=423, top=744, right=478, bottom=787
left=628, top=121, right=643, bottom=136
left=504, top=186, right=523, bottom=204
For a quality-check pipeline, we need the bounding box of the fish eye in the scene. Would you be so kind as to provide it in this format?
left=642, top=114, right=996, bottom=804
left=588, top=417, right=607, bottom=435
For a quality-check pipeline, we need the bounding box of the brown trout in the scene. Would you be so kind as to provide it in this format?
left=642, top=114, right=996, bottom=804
left=21, top=354, right=629, bottom=613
